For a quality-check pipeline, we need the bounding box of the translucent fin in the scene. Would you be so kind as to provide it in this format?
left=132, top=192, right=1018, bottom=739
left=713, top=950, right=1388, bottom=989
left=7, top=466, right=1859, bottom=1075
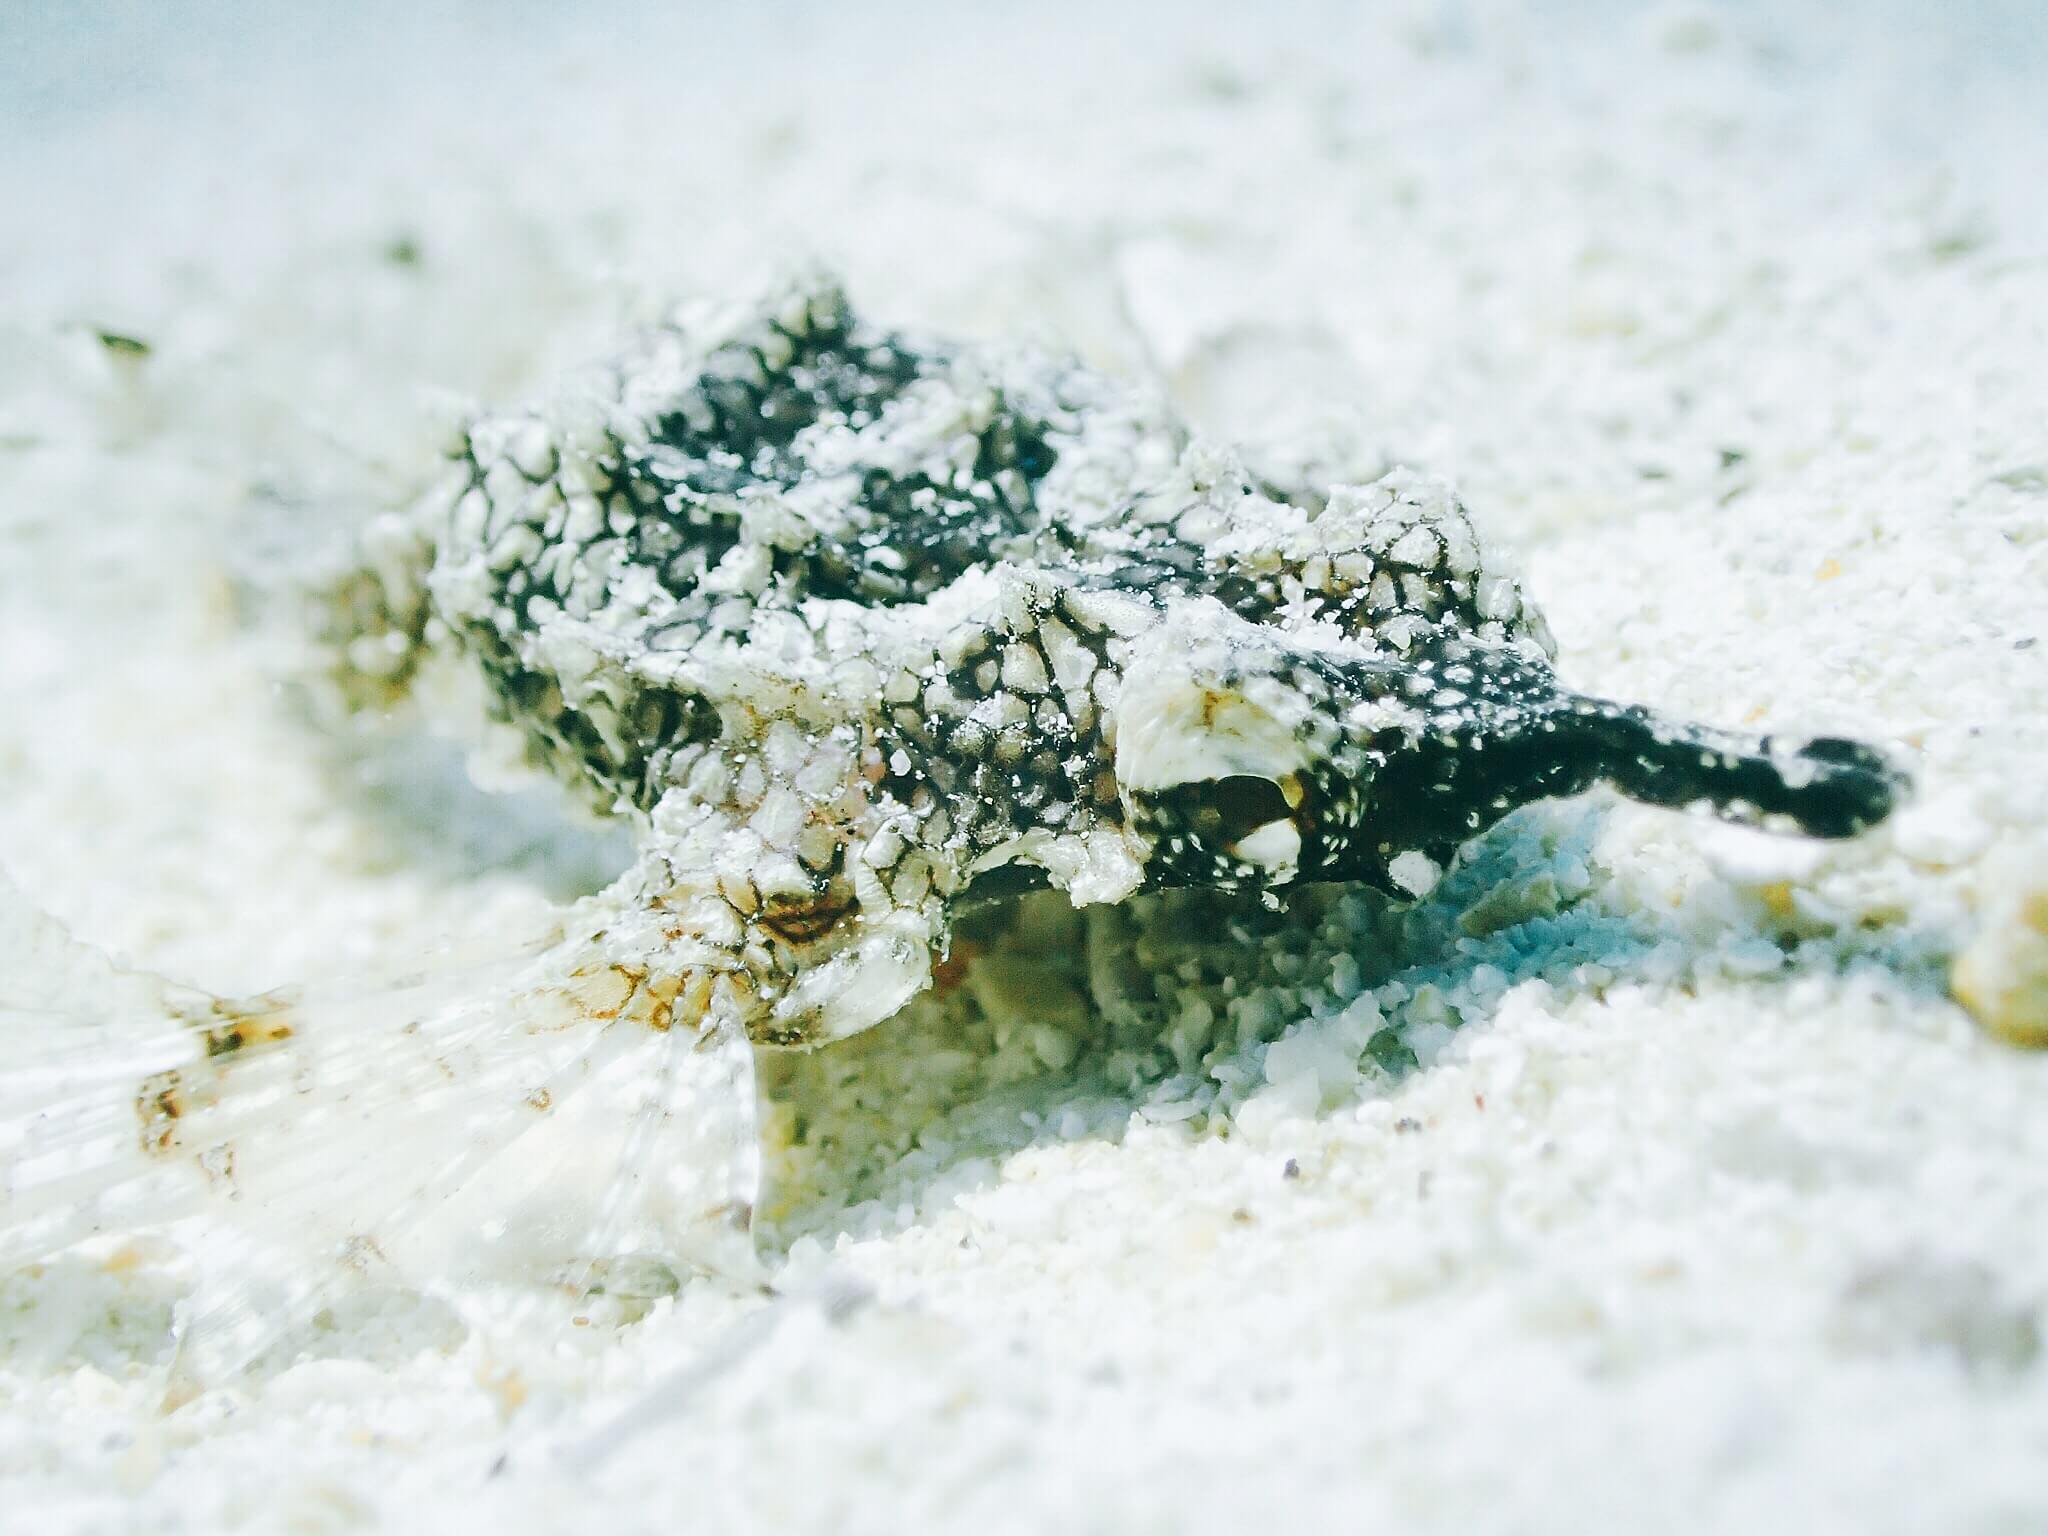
left=160, top=998, right=761, bottom=1390
left=417, top=1015, right=767, bottom=1395
left=2, top=933, right=555, bottom=1269
left=541, top=1014, right=763, bottom=1296
left=0, top=873, right=765, bottom=1388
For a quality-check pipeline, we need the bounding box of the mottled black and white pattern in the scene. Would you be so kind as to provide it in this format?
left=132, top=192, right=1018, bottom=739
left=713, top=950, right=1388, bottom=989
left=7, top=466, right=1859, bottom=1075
left=340, top=272, right=1903, bottom=1050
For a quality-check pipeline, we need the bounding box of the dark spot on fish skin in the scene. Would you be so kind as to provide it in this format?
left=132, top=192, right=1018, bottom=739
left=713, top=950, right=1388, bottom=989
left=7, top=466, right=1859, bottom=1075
left=751, top=1018, right=822, bottom=1049
left=758, top=889, right=855, bottom=945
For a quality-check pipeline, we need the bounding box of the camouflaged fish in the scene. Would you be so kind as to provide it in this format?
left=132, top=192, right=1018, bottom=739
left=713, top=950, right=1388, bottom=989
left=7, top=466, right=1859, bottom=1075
left=1, top=273, right=1903, bottom=1343
left=344, top=274, right=1892, bottom=1048
left=338, top=270, right=1899, bottom=1045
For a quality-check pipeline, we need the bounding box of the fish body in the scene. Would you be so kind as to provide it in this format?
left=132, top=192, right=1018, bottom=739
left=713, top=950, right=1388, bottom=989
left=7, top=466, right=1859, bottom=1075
left=350, top=272, right=1900, bottom=1049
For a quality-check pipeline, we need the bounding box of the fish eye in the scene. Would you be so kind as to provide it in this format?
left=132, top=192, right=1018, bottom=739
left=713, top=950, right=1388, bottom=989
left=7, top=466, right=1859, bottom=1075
left=1156, top=775, right=1304, bottom=875
left=1172, top=774, right=1292, bottom=843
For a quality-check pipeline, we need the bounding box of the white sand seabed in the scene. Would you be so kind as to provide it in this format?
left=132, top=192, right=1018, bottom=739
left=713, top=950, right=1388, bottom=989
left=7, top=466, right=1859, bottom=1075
left=3, top=3, right=2047, bottom=1531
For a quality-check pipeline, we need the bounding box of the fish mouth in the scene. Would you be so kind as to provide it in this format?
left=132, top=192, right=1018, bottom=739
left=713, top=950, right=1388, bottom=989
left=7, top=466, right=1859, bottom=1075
left=1274, top=635, right=1907, bottom=893
left=1318, top=640, right=1910, bottom=889
left=1116, top=619, right=1909, bottom=899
